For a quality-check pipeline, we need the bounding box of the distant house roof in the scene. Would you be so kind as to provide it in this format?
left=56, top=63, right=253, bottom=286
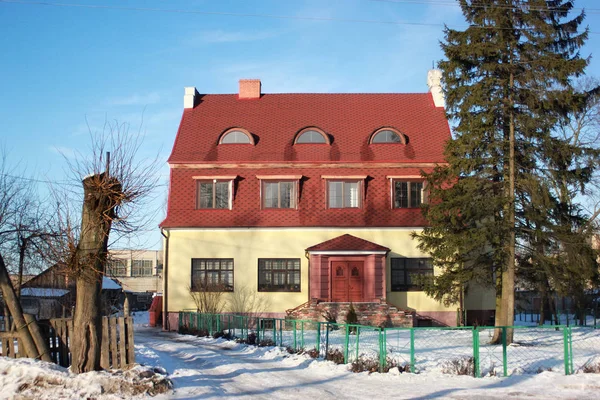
left=20, top=288, right=69, bottom=298
left=306, top=234, right=390, bottom=253
left=102, top=277, right=122, bottom=290
left=168, top=93, right=450, bottom=165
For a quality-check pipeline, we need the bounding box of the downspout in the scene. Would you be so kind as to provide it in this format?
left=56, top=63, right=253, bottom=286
left=160, top=228, right=170, bottom=331
left=305, top=251, right=310, bottom=303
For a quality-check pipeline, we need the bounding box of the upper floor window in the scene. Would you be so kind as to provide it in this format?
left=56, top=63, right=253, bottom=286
left=391, top=258, right=433, bottom=291
left=132, top=259, right=153, bottom=277
left=219, top=128, right=254, bottom=144
left=107, top=260, right=127, bottom=277
left=393, top=180, right=425, bottom=208
left=191, top=258, right=234, bottom=292
left=194, top=176, right=236, bottom=210
left=370, top=127, right=405, bottom=144
left=323, top=175, right=366, bottom=209
left=257, top=175, right=301, bottom=209
left=295, top=127, right=329, bottom=144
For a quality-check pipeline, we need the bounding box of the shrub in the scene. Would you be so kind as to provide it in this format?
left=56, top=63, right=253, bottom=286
left=305, top=348, right=319, bottom=358
left=441, top=356, right=475, bottom=376
left=258, top=339, right=275, bottom=347
left=326, top=349, right=345, bottom=364
left=582, top=362, right=600, bottom=373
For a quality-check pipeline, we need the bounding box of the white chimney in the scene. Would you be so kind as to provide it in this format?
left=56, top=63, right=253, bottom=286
left=238, top=79, right=261, bottom=99
left=427, top=69, right=445, bottom=108
left=184, top=86, right=198, bottom=109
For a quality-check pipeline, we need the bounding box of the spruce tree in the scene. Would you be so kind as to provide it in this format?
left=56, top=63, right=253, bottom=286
left=413, top=0, right=593, bottom=342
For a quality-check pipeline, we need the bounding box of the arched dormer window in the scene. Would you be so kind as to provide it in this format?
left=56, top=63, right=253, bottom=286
left=370, top=127, right=406, bottom=144
left=219, top=128, right=254, bottom=145
left=294, top=127, right=330, bottom=144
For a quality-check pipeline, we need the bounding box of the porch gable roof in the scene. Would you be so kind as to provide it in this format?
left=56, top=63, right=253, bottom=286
left=305, top=234, right=390, bottom=253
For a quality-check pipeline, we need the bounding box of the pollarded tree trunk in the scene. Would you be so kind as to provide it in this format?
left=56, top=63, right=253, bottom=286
left=0, top=252, right=42, bottom=359
left=71, top=173, right=120, bottom=373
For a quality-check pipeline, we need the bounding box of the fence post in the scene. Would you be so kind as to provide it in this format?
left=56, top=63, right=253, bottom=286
left=178, top=312, right=182, bottom=331
left=472, top=327, right=480, bottom=378
left=325, top=324, right=330, bottom=358
left=316, top=322, right=321, bottom=357
left=356, top=326, right=361, bottom=362
left=410, top=328, right=415, bottom=373
left=343, top=324, right=349, bottom=364
left=563, top=326, right=571, bottom=375
left=379, top=328, right=385, bottom=373
left=301, top=321, right=305, bottom=349
left=502, top=327, right=508, bottom=377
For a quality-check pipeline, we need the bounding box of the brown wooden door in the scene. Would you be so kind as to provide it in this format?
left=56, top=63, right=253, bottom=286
left=331, top=261, right=363, bottom=302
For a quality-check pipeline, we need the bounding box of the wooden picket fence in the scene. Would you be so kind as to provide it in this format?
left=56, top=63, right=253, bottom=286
left=0, top=316, right=135, bottom=369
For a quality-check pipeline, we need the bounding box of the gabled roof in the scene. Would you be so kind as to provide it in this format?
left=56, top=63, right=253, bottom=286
left=168, top=92, right=450, bottom=164
left=306, top=234, right=390, bottom=252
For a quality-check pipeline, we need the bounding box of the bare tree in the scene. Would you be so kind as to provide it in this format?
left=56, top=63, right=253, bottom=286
left=228, top=285, right=271, bottom=318
left=188, top=281, right=226, bottom=315
left=54, top=120, right=160, bottom=373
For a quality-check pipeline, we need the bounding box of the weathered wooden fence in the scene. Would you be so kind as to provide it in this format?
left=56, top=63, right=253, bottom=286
left=0, top=316, right=135, bottom=369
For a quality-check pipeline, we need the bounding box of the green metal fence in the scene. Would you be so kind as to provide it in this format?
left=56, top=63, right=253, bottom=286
left=178, top=311, right=600, bottom=376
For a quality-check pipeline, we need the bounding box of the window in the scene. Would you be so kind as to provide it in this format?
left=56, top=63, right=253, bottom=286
left=107, top=260, right=127, bottom=277
left=258, top=259, right=301, bottom=292
left=371, top=128, right=404, bottom=144
left=132, top=260, right=153, bottom=277
left=191, top=258, right=234, bottom=291
left=220, top=129, right=253, bottom=144
left=328, top=180, right=361, bottom=208
left=263, top=181, right=295, bottom=208
left=197, top=180, right=231, bottom=209
left=295, top=127, right=329, bottom=144
left=393, top=181, right=424, bottom=208
left=391, top=258, right=433, bottom=291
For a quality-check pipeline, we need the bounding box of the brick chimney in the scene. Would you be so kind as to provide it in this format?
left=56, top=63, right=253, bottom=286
left=239, top=79, right=261, bottom=99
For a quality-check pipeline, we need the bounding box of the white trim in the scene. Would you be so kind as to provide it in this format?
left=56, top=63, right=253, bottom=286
left=164, top=227, right=424, bottom=232
left=321, top=175, right=368, bottom=179
left=256, top=175, right=303, bottom=180
left=307, top=251, right=388, bottom=255
left=386, top=175, right=423, bottom=179
left=192, top=175, right=238, bottom=180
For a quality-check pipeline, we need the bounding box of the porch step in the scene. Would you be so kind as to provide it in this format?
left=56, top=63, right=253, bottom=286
left=285, top=301, right=413, bottom=328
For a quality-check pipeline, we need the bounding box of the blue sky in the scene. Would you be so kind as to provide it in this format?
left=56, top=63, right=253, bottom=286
left=1, top=0, right=599, bottom=250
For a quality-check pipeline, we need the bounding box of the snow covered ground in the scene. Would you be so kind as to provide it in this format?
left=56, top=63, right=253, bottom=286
left=0, top=315, right=599, bottom=399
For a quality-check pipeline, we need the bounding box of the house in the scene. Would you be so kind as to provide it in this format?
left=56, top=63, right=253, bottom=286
left=106, top=249, right=163, bottom=310
left=17, top=264, right=124, bottom=319
left=160, top=72, right=495, bottom=330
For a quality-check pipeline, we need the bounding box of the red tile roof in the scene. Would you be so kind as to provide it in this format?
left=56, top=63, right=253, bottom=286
left=306, top=234, right=390, bottom=252
left=168, top=93, right=450, bottom=164
left=161, top=89, right=450, bottom=229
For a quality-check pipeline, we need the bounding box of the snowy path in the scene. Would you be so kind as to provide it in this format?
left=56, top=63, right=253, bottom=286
left=134, top=327, right=600, bottom=400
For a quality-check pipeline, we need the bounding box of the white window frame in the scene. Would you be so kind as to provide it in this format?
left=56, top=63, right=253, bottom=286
left=257, top=175, right=302, bottom=210
left=322, top=175, right=367, bottom=209
left=387, top=176, right=428, bottom=209
left=193, top=175, right=237, bottom=210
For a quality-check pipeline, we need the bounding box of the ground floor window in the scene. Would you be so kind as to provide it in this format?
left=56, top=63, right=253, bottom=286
left=390, top=258, right=433, bottom=291
left=258, top=258, right=301, bottom=292
left=191, top=258, right=234, bottom=291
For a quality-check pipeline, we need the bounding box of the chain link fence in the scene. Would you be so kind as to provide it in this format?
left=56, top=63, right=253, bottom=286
left=177, top=311, right=600, bottom=376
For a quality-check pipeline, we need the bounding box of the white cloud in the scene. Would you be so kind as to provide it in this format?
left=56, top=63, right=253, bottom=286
left=110, top=92, right=161, bottom=106
left=50, top=145, right=77, bottom=159
left=193, top=30, right=275, bottom=44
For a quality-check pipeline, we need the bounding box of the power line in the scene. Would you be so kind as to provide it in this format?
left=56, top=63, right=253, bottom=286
left=0, top=172, right=168, bottom=188
left=368, top=0, right=600, bottom=14
left=2, top=0, right=598, bottom=33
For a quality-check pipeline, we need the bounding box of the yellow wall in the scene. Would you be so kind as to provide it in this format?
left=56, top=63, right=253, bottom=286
left=164, top=228, right=492, bottom=314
